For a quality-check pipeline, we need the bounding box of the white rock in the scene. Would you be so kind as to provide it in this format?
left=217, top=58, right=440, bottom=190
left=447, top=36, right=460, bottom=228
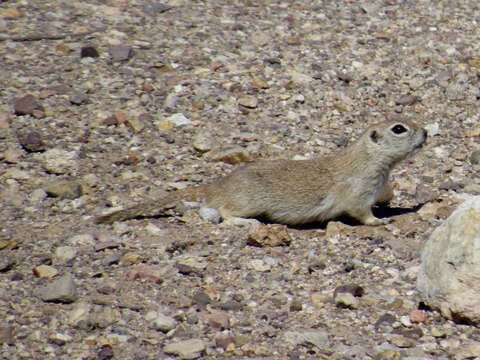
left=149, top=313, right=177, bottom=332
left=163, top=339, right=206, bottom=359
left=417, top=196, right=480, bottom=325
left=42, top=148, right=78, bottom=175
left=167, top=113, right=191, bottom=127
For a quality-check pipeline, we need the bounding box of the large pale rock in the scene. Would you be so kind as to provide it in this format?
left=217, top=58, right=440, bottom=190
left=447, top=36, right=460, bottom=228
left=417, top=196, right=480, bottom=324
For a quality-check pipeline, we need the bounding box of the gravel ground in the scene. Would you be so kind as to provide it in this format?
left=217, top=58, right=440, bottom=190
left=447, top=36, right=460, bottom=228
left=1, top=0, right=480, bottom=359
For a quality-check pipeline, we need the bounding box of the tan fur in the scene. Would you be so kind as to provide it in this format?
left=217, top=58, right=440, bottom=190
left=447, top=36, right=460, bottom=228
left=95, top=119, right=427, bottom=225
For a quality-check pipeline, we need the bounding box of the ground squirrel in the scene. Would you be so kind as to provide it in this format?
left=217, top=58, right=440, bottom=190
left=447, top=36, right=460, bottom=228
left=95, top=119, right=427, bottom=226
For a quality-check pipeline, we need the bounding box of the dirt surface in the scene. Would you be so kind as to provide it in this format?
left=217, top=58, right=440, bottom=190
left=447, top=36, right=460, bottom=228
left=1, top=0, right=480, bottom=359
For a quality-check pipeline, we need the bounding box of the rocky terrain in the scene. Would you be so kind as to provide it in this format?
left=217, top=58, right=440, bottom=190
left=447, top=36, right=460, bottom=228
left=1, top=0, right=480, bottom=359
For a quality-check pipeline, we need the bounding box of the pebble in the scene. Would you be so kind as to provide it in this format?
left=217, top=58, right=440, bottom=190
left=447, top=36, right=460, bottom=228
left=110, top=45, right=133, bottom=62
left=334, top=292, right=359, bottom=309
left=45, top=180, right=83, bottom=199
left=192, top=131, right=216, bottom=153
left=4, top=168, right=30, bottom=180
left=69, top=92, right=89, bottom=105
left=54, top=246, right=77, bottom=265
left=42, top=149, right=78, bottom=175
left=166, top=113, right=192, bottom=127
left=147, top=311, right=177, bottom=332
left=207, top=311, right=230, bottom=330
left=36, top=274, right=78, bottom=303
left=198, top=207, right=221, bottom=224
left=80, top=46, right=99, bottom=58
left=388, top=334, right=415, bottom=348
left=409, top=309, right=426, bottom=323
left=0, top=112, right=10, bottom=129
left=470, top=150, right=480, bottom=165
left=283, top=330, right=330, bottom=350
left=207, top=145, right=252, bottom=164
left=163, top=339, right=206, bottom=359
left=246, top=224, right=292, bottom=247
left=49, top=333, right=73, bottom=346
left=248, top=259, right=272, bottom=272
left=33, top=265, right=59, bottom=278
left=238, top=95, right=258, bottom=108
left=17, top=130, right=46, bottom=152
left=395, top=94, right=419, bottom=106
left=3, top=147, right=21, bottom=164
left=68, top=234, right=96, bottom=246
left=13, top=94, right=44, bottom=116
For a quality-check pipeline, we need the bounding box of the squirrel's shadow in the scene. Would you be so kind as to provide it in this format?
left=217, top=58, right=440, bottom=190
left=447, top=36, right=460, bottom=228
left=284, top=203, right=424, bottom=230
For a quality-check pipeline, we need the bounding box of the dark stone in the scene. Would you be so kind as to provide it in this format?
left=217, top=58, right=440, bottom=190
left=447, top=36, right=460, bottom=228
left=17, top=130, right=46, bottom=152
left=80, top=46, right=99, bottom=58
left=110, top=45, right=133, bottom=62
left=14, top=94, right=44, bottom=116
left=334, top=284, right=364, bottom=298
left=69, top=92, right=89, bottom=105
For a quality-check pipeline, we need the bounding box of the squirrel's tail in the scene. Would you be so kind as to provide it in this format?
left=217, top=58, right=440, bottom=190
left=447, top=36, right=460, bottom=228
left=94, top=186, right=206, bottom=224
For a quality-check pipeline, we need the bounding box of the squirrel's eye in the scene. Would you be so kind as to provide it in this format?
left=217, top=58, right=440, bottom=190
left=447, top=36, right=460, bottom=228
left=391, top=124, right=407, bottom=134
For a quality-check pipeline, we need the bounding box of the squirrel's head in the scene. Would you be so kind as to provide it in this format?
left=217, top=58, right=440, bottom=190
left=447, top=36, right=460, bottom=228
left=364, top=119, right=427, bottom=163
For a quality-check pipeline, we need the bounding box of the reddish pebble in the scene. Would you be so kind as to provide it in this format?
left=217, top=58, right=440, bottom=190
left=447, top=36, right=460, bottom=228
left=410, top=309, right=426, bottom=323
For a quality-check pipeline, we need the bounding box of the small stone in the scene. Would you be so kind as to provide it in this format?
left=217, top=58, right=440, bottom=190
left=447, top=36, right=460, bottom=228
left=470, top=150, right=480, bottom=165
left=42, top=149, right=78, bottom=175
left=193, top=131, right=216, bottom=153
left=0, top=325, right=15, bottom=345
left=207, top=146, right=252, bottom=164
left=388, top=334, right=415, bottom=348
left=395, top=95, right=419, bottom=106
left=207, top=311, right=230, bottom=330
left=248, top=259, right=272, bottom=272
left=17, top=130, right=45, bottom=152
left=198, top=207, right=221, bottom=224
left=156, top=119, right=174, bottom=131
left=166, top=113, right=192, bottom=127
left=326, top=221, right=351, bottom=237
left=333, top=284, right=364, bottom=298
left=45, top=180, right=83, bottom=199
left=126, top=264, right=164, bottom=284
left=238, top=95, right=258, bottom=109
left=126, top=116, right=145, bottom=133
left=33, top=265, right=59, bottom=278
left=69, top=92, right=88, bottom=105
left=54, top=246, right=77, bottom=265
left=415, top=184, right=435, bottom=203
left=409, top=309, right=426, bottom=323
left=163, top=339, right=206, bottom=359
left=14, top=94, right=44, bottom=116
left=283, top=330, right=330, bottom=350
left=0, top=112, right=11, bottom=129
left=49, top=333, right=73, bottom=345
left=149, top=312, right=177, bottom=332
left=110, top=45, right=133, bottom=62
left=121, top=252, right=143, bottom=265
left=290, top=299, right=303, bottom=312
left=37, top=274, right=77, bottom=303
left=4, top=168, right=30, bottom=180
left=0, top=8, right=22, bottom=18
left=334, top=292, right=359, bottom=309
left=399, top=315, right=412, bottom=327
left=3, top=147, right=22, bottom=164
left=68, top=234, right=95, bottom=246
left=250, top=73, right=269, bottom=89
left=247, top=224, right=292, bottom=247
left=80, top=46, right=99, bottom=58
left=176, top=255, right=207, bottom=275
left=375, top=350, right=402, bottom=360
left=431, top=326, right=446, bottom=338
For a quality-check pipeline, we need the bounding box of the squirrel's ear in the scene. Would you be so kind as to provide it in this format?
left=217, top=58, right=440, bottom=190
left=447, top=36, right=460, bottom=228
left=370, top=130, right=379, bottom=143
